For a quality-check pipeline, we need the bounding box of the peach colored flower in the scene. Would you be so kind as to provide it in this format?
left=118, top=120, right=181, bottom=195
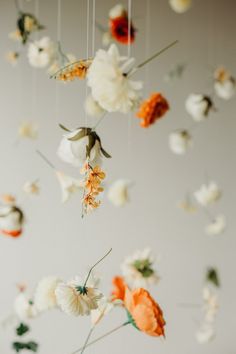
left=111, top=276, right=127, bottom=302
left=125, top=287, right=166, bottom=337
left=136, top=93, right=169, bottom=128
left=56, top=59, right=92, bottom=81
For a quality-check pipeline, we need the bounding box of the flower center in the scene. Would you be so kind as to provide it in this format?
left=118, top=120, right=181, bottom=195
left=133, top=259, right=154, bottom=278
left=75, top=286, right=88, bottom=295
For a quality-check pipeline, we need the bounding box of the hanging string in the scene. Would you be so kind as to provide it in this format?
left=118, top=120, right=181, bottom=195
left=32, top=0, right=39, bottom=116
left=144, top=0, right=150, bottom=96
left=55, top=0, right=62, bottom=116
left=127, top=0, right=132, bottom=168
left=85, top=0, right=90, bottom=127
left=92, top=0, right=96, bottom=56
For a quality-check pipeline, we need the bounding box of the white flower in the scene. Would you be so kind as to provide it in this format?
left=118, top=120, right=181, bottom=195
left=196, top=323, right=215, bottom=343
left=55, top=276, right=103, bottom=316
left=18, top=121, right=38, bottom=139
left=169, top=0, right=192, bottom=13
left=205, top=215, right=226, bottom=236
left=84, top=95, right=105, bottom=118
left=109, top=4, right=126, bottom=18
left=14, top=292, right=38, bottom=321
left=102, top=32, right=112, bottom=47
left=34, top=276, right=61, bottom=312
left=107, top=179, right=131, bottom=207
left=194, top=182, right=221, bottom=206
left=23, top=181, right=40, bottom=195
left=87, top=44, right=143, bottom=113
left=90, top=297, right=113, bottom=326
left=169, top=130, right=192, bottom=155
left=202, top=287, right=219, bottom=323
left=27, top=37, right=55, bottom=68
left=214, top=79, right=235, bottom=100
left=55, top=171, right=83, bottom=203
left=57, top=128, right=102, bottom=168
left=121, top=248, right=160, bottom=288
left=185, top=94, right=213, bottom=121
left=0, top=205, right=24, bottom=236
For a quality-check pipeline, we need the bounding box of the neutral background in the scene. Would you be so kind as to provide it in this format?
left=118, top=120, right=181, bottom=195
left=0, top=0, right=235, bottom=353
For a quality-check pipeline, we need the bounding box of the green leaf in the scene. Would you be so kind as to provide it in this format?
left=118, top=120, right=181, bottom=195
left=86, top=134, right=96, bottom=158
left=126, top=310, right=139, bottom=330
left=100, top=146, right=112, bottom=158
left=16, top=323, right=30, bottom=336
left=59, top=123, right=71, bottom=132
left=13, top=341, right=38, bottom=352
left=206, top=268, right=220, bottom=288
left=68, top=128, right=92, bottom=141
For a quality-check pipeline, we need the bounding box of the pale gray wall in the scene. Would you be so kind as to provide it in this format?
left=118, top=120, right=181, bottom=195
left=0, top=0, right=236, bottom=353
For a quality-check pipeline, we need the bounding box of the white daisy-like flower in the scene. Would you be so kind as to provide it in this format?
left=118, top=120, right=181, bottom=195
left=23, top=181, right=40, bottom=195
left=57, top=128, right=102, bottom=168
left=14, top=292, right=38, bottom=321
left=90, top=297, right=114, bottom=326
left=34, top=276, right=61, bottom=312
left=55, top=171, right=83, bottom=203
left=55, top=276, right=103, bottom=316
left=87, top=44, right=143, bottom=113
left=18, top=121, right=38, bottom=139
left=0, top=205, right=24, bottom=237
left=102, top=32, right=112, bottom=47
left=169, top=130, right=192, bottom=155
left=84, top=95, right=105, bottom=118
left=214, top=79, right=235, bottom=100
left=107, top=179, right=131, bottom=207
left=185, top=94, right=213, bottom=121
left=27, top=37, right=55, bottom=68
left=205, top=215, right=226, bottom=236
left=121, top=248, right=160, bottom=288
left=109, top=4, right=126, bottom=18
left=196, top=323, right=215, bottom=343
left=194, top=182, right=221, bottom=206
left=169, top=0, right=192, bottom=13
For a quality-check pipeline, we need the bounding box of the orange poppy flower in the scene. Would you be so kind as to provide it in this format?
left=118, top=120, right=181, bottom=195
left=112, top=276, right=127, bottom=301
left=111, top=276, right=166, bottom=337
left=109, top=16, right=135, bottom=45
left=136, top=93, right=169, bottom=128
left=125, top=287, right=166, bottom=337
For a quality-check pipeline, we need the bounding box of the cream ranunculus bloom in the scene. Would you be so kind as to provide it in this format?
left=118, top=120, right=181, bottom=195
left=14, top=292, right=38, bottom=321
left=168, top=130, right=192, bottom=155
left=194, top=182, right=221, bottom=206
left=57, top=127, right=111, bottom=168
left=185, top=94, right=213, bottom=121
left=107, top=179, right=131, bottom=207
left=214, top=67, right=235, bottom=100
left=34, top=276, right=61, bottom=312
left=55, top=276, right=103, bottom=316
left=27, top=37, right=55, bottom=68
left=87, top=44, right=143, bottom=113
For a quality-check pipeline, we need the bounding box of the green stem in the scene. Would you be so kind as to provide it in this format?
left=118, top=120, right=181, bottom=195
left=80, top=327, right=95, bottom=354
left=83, top=248, right=112, bottom=288
left=71, top=322, right=130, bottom=354
left=127, top=40, right=178, bottom=77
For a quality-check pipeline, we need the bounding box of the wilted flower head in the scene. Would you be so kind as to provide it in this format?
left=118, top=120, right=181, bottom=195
left=169, top=130, right=192, bottom=155
left=136, top=93, right=169, bottom=128
left=87, top=44, right=142, bottom=113
left=27, top=37, right=55, bottom=68
left=194, top=182, right=221, bottom=206
left=34, top=276, right=61, bottom=312
left=0, top=204, right=24, bottom=238
left=57, top=126, right=111, bottom=168
left=169, top=0, right=192, bottom=13
left=185, top=94, right=214, bottom=121
left=196, top=323, right=215, bottom=343
left=23, top=181, right=40, bottom=195
left=107, top=179, right=131, bottom=207
left=121, top=248, right=160, bottom=288
left=55, top=276, right=103, bottom=316
left=17, top=13, right=44, bottom=44
left=54, top=59, right=92, bottom=81
left=205, top=215, right=226, bottom=236
left=214, top=67, right=235, bottom=100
